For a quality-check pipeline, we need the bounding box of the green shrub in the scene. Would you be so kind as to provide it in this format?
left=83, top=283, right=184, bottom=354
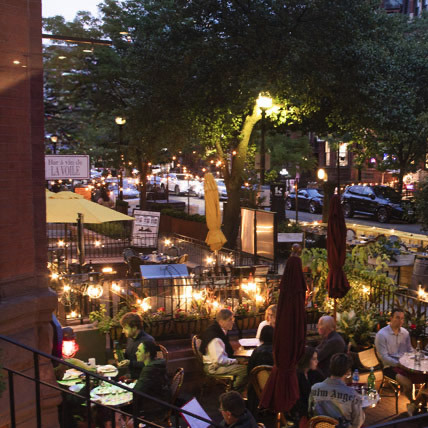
left=161, top=208, right=206, bottom=223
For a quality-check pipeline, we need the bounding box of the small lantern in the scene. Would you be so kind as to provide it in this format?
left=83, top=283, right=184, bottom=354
left=62, top=327, right=79, bottom=359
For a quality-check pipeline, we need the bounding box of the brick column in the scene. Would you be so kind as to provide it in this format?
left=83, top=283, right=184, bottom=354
left=0, top=0, right=60, bottom=426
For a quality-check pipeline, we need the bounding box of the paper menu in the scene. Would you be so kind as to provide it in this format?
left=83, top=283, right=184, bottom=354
left=181, top=398, right=212, bottom=428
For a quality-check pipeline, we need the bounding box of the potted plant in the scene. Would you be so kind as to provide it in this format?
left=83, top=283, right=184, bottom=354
left=337, top=310, right=377, bottom=351
left=366, top=236, right=415, bottom=267
left=401, top=299, right=428, bottom=347
left=89, top=304, right=130, bottom=341
left=234, top=304, right=260, bottom=331
left=142, top=307, right=172, bottom=338
left=173, top=309, right=200, bottom=337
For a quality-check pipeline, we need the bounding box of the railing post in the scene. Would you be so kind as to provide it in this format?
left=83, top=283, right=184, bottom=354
left=85, top=373, right=92, bottom=427
left=133, top=392, right=139, bottom=428
left=8, top=371, right=16, bottom=428
left=33, top=353, right=42, bottom=428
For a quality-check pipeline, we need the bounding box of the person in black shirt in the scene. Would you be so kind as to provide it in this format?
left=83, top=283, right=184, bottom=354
left=219, top=391, right=258, bottom=428
left=118, top=312, right=154, bottom=379
left=247, top=325, right=274, bottom=414
left=292, top=346, right=323, bottom=424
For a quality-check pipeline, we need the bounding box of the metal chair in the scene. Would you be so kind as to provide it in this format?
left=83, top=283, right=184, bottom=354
left=191, top=335, right=235, bottom=396
left=371, top=347, right=400, bottom=414
left=165, top=368, right=184, bottom=426
left=156, top=343, right=169, bottom=364
left=249, top=365, right=272, bottom=400
left=308, top=415, right=339, bottom=428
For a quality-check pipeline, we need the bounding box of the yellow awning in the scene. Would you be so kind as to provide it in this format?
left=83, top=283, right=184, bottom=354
left=204, top=173, right=227, bottom=251
left=46, top=191, right=133, bottom=224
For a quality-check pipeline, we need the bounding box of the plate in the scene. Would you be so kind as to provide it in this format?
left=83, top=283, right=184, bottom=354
left=69, top=384, right=84, bottom=393
left=97, top=365, right=119, bottom=378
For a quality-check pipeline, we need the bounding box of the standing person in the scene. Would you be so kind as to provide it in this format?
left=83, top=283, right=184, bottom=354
left=292, top=346, right=324, bottom=425
left=309, top=353, right=365, bottom=428
left=255, top=304, right=277, bottom=339
left=97, top=186, right=114, bottom=208
left=219, top=391, right=258, bottom=428
left=315, top=315, right=347, bottom=378
left=200, top=309, right=247, bottom=391
left=118, top=312, right=154, bottom=379
left=375, top=308, right=418, bottom=415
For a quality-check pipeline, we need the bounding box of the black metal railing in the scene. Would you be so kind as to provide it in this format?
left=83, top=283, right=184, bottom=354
left=0, top=334, right=218, bottom=428
left=52, top=272, right=282, bottom=325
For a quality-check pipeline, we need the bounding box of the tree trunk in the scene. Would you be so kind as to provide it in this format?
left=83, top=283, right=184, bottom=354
left=322, top=181, right=336, bottom=223
left=397, top=167, right=404, bottom=194
left=220, top=105, right=261, bottom=248
left=137, top=149, right=148, bottom=210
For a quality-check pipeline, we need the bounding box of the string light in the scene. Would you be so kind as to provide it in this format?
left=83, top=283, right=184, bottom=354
left=87, top=284, right=103, bottom=299
left=111, top=282, right=121, bottom=293
left=94, top=240, right=102, bottom=247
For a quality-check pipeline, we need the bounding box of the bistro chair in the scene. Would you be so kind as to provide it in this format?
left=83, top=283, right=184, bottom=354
left=249, top=365, right=272, bottom=400
left=156, top=343, right=169, bottom=364
left=164, top=367, right=185, bottom=426
left=191, top=335, right=235, bottom=396
left=371, top=348, right=400, bottom=414
left=308, top=415, right=339, bottom=428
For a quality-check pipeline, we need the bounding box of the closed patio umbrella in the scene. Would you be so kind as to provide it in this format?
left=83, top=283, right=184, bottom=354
left=204, top=173, right=226, bottom=251
left=260, top=254, right=307, bottom=414
left=46, top=191, right=133, bottom=224
left=326, top=194, right=350, bottom=298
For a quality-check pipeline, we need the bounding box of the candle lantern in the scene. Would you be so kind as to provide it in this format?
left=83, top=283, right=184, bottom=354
left=62, top=327, right=79, bottom=358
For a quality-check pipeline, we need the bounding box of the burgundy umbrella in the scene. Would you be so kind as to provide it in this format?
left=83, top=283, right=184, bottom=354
left=260, top=254, right=307, bottom=413
left=326, top=194, right=350, bottom=298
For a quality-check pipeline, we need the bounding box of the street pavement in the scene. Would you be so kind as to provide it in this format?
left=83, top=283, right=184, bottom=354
left=165, top=195, right=427, bottom=235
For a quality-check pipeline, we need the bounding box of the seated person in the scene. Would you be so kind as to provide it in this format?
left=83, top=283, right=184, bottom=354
left=255, top=304, right=277, bottom=339
left=309, top=353, right=364, bottom=428
left=134, top=341, right=171, bottom=421
left=315, top=315, right=347, bottom=378
left=292, top=346, right=324, bottom=422
left=200, top=309, right=247, bottom=391
left=118, top=312, right=154, bottom=379
left=247, top=325, right=274, bottom=414
left=219, top=391, right=258, bottom=428
left=375, top=308, right=419, bottom=416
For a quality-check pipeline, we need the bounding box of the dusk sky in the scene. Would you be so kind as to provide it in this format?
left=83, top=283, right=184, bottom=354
left=42, top=0, right=102, bottom=21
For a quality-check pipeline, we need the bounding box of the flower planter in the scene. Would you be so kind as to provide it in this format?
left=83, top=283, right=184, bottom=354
left=144, top=320, right=172, bottom=338
left=197, top=318, right=212, bottom=334
left=159, top=215, right=208, bottom=241
left=235, top=314, right=264, bottom=332
left=173, top=319, right=199, bottom=337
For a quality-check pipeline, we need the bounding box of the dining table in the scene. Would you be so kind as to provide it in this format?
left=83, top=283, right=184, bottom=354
left=399, top=353, right=428, bottom=374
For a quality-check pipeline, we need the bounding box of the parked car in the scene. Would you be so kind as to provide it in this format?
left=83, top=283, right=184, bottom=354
left=106, top=178, right=140, bottom=200
left=341, top=184, right=415, bottom=223
left=285, top=188, right=324, bottom=213
left=160, top=173, right=199, bottom=195
left=196, top=178, right=228, bottom=200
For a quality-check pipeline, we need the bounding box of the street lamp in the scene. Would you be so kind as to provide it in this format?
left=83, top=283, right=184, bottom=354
left=50, top=135, right=58, bottom=154
left=256, top=93, right=272, bottom=185
left=317, top=168, right=327, bottom=181
left=115, top=116, right=126, bottom=200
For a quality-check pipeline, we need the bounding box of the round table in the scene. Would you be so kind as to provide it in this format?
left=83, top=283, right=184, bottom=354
left=399, top=354, right=428, bottom=374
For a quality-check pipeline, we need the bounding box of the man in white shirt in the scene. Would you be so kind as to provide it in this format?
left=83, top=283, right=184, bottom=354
left=375, top=308, right=416, bottom=415
left=199, top=309, right=247, bottom=390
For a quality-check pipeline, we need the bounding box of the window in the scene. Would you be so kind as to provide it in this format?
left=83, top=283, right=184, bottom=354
left=325, top=141, right=348, bottom=166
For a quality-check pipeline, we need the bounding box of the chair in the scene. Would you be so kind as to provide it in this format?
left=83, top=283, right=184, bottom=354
left=308, top=415, right=339, bottom=428
left=249, top=365, right=273, bottom=400
left=370, top=347, right=400, bottom=414
left=164, top=368, right=184, bottom=426
left=178, top=254, right=188, bottom=264
left=165, top=246, right=180, bottom=257
left=156, top=343, right=169, bottom=364
left=191, top=335, right=235, bottom=395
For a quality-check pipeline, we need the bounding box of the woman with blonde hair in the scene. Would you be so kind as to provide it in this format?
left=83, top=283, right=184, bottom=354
left=255, top=304, right=277, bottom=339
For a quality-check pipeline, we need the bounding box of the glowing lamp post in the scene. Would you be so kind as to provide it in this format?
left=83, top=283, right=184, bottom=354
left=256, top=94, right=273, bottom=185
left=115, top=116, right=127, bottom=200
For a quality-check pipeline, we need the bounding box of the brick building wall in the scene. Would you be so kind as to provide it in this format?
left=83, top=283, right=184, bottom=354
left=0, top=0, right=59, bottom=426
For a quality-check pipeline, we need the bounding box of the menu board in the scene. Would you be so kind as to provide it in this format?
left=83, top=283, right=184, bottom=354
left=131, top=210, right=160, bottom=247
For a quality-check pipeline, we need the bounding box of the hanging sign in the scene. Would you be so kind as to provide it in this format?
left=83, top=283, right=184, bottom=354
left=45, top=155, right=90, bottom=180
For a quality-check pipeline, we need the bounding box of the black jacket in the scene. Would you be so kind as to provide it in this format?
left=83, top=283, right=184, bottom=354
left=295, top=370, right=324, bottom=418
left=220, top=410, right=258, bottom=428
left=134, top=358, right=171, bottom=420
left=247, top=343, right=273, bottom=375
left=124, top=329, right=154, bottom=379
left=315, top=331, right=347, bottom=378
left=200, top=321, right=234, bottom=358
